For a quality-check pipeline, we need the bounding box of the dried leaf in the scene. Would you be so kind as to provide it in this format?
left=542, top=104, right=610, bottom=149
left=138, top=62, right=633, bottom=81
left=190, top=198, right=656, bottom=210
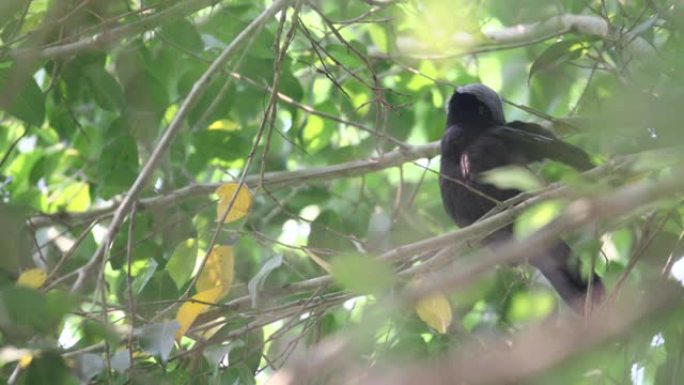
left=196, top=245, right=234, bottom=294
left=17, top=268, right=47, bottom=289
left=215, top=183, right=252, bottom=223
left=175, top=286, right=223, bottom=340
left=415, top=293, right=452, bottom=334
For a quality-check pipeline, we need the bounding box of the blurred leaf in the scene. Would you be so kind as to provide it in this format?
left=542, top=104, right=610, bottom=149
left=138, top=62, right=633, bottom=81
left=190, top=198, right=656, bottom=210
left=0, top=66, right=45, bottom=127
left=506, top=290, right=556, bottom=323
left=480, top=165, right=542, bottom=192
left=308, top=210, right=353, bottom=255
left=330, top=254, right=396, bottom=295
left=16, top=268, right=46, bottom=289
left=247, top=254, right=282, bottom=306
left=83, top=65, right=124, bottom=111
left=19, top=352, right=78, bottom=385
left=95, top=119, right=139, bottom=199
left=160, top=19, right=204, bottom=54
left=166, top=238, right=198, bottom=290
left=73, top=353, right=104, bottom=383
left=0, top=287, right=51, bottom=337
left=415, top=293, right=453, bottom=334
left=110, top=350, right=131, bottom=373
left=529, top=40, right=587, bottom=82
left=514, top=200, right=565, bottom=238
left=123, top=71, right=168, bottom=115
left=139, top=321, right=180, bottom=362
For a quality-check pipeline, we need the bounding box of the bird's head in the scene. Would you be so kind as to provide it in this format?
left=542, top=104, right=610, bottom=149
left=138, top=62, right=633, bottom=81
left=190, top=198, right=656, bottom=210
left=445, top=83, right=505, bottom=128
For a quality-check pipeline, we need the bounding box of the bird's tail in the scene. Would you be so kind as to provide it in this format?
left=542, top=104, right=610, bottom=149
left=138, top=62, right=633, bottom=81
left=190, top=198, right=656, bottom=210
left=532, top=242, right=603, bottom=314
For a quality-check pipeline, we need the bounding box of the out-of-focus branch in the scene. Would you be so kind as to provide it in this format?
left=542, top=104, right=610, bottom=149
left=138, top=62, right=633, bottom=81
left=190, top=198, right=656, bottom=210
left=272, top=164, right=684, bottom=385
left=8, top=0, right=219, bottom=59
left=194, top=149, right=659, bottom=327
left=381, top=14, right=654, bottom=58
left=361, top=284, right=681, bottom=385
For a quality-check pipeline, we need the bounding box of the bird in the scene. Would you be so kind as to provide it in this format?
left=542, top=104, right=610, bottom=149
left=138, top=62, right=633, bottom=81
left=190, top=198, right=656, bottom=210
left=439, top=83, right=603, bottom=313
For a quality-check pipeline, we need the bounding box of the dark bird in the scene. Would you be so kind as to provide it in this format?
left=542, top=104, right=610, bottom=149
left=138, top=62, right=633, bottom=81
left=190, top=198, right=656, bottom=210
left=439, top=83, right=602, bottom=313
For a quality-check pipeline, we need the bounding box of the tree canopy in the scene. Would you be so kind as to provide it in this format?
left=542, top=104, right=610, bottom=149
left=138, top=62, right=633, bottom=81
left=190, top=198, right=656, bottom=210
left=1, top=0, right=684, bottom=384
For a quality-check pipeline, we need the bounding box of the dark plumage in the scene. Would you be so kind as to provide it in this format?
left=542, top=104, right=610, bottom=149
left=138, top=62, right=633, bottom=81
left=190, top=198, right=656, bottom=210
left=439, top=83, right=602, bottom=313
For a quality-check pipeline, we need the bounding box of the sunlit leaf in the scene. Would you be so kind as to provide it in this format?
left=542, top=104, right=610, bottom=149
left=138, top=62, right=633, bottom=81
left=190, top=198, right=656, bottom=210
left=208, top=119, right=241, bottom=132
left=415, top=293, right=453, bottom=334
left=16, top=268, right=46, bottom=289
left=506, top=291, right=556, bottom=323
left=215, top=183, right=253, bottom=223
left=480, top=165, right=542, bottom=192
left=514, top=200, right=566, bottom=238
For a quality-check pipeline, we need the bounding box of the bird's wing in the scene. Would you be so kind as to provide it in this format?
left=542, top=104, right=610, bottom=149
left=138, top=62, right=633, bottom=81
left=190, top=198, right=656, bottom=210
left=490, top=121, right=594, bottom=171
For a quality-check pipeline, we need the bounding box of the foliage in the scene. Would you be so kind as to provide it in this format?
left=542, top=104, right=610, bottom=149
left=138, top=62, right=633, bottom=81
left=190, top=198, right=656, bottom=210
left=0, top=0, right=683, bottom=384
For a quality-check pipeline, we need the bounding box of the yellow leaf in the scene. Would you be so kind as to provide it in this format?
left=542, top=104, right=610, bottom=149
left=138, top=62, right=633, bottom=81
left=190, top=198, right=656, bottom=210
left=215, top=183, right=253, bottom=223
left=196, top=246, right=234, bottom=294
left=415, top=293, right=452, bottom=334
left=208, top=119, right=240, bottom=132
left=17, top=268, right=47, bottom=289
left=175, top=286, right=224, bottom=340
left=18, top=354, right=33, bottom=368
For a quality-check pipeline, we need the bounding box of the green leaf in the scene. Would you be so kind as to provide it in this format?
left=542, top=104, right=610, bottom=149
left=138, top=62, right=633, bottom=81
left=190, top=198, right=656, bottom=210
left=506, top=290, right=556, bottom=323
left=0, top=66, right=45, bottom=126
left=95, top=119, right=139, bottom=199
left=528, top=40, right=587, bottom=82
left=20, top=352, right=79, bottom=385
left=166, top=238, right=198, bottom=290
left=307, top=210, right=352, bottom=254
left=123, top=71, right=169, bottom=115
left=160, top=19, right=204, bottom=54
left=514, top=200, right=565, bottom=238
left=83, top=65, right=124, bottom=111
left=0, top=287, right=51, bottom=338
left=331, top=254, right=396, bottom=295
left=479, top=165, right=542, bottom=192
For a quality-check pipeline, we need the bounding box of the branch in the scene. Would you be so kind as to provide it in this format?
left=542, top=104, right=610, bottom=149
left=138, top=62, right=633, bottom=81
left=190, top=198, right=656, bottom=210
left=30, top=142, right=440, bottom=228
left=70, top=0, right=292, bottom=292
left=381, top=14, right=654, bottom=58
left=362, top=284, right=681, bottom=385
left=9, top=0, right=219, bottom=59
left=274, top=164, right=684, bottom=385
